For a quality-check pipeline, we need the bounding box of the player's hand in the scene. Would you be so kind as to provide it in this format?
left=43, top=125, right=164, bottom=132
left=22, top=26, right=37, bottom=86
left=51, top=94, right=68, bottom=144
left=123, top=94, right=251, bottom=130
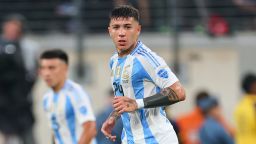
left=101, top=117, right=117, bottom=142
left=113, top=96, right=138, bottom=114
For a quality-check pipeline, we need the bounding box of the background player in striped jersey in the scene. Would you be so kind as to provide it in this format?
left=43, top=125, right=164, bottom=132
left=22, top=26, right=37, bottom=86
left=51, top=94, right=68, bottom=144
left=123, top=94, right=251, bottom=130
left=101, top=5, right=186, bottom=144
left=39, top=49, right=97, bottom=144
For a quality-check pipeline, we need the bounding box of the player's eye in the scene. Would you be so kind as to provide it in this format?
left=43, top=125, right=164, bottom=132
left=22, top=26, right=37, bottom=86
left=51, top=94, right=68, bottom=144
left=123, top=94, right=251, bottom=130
left=112, top=26, right=119, bottom=29
left=125, top=25, right=132, bottom=29
left=49, top=66, right=55, bottom=70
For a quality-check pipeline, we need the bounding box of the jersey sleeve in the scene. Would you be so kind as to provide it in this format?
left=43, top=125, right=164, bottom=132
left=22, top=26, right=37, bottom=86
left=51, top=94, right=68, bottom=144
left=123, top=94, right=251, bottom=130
left=136, top=51, right=178, bottom=89
left=109, top=53, right=118, bottom=69
left=72, top=86, right=96, bottom=125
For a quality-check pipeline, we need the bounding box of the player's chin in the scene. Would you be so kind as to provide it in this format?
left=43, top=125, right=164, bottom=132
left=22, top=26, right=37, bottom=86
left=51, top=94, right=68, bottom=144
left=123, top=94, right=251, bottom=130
left=119, top=47, right=131, bottom=53
left=48, top=82, right=55, bottom=88
left=118, top=45, right=128, bottom=50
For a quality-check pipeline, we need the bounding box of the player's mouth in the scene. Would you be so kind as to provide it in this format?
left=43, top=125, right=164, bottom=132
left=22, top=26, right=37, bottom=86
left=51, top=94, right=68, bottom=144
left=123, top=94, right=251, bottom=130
left=45, top=79, right=52, bottom=85
left=118, top=40, right=126, bottom=46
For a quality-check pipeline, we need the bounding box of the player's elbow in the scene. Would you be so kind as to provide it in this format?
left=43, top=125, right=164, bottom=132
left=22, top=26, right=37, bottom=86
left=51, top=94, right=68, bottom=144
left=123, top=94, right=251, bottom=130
left=83, top=121, right=97, bottom=138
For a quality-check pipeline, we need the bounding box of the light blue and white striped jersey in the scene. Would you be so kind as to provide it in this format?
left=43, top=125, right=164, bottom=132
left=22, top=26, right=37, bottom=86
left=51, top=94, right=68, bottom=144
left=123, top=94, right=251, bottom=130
left=43, top=79, right=96, bottom=144
left=110, top=41, right=179, bottom=144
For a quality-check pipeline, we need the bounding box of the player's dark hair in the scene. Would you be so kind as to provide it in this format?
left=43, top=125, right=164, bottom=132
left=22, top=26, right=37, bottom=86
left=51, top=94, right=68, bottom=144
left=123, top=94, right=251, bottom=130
left=110, top=5, right=140, bottom=22
left=195, top=91, right=210, bottom=106
left=242, top=73, right=256, bottom=93
left=40, top=49, right=68, bottom=65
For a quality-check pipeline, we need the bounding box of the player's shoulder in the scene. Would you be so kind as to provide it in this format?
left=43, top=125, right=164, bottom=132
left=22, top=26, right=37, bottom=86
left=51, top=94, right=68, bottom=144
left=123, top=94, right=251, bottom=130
left=132, top=42, right=165, bottom=68
left=64, top=79, right=84, bottom=93
left=42, top=89, right=53, bottom=107
left=109, top=53, right=118, bottom=68
left=110, top=53, right=118, bottom=61
left=43, top=89, right=53, bottom=99
left=64, top=79, right=90, bottom=100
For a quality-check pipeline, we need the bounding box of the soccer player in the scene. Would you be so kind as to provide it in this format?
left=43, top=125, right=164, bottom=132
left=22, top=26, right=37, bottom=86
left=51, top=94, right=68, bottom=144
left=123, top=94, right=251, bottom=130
left=39, top=49, right=97, bottom=144
left=234, top=73, right=256, bottom=144
left=101, top=5, right=186, bottom=144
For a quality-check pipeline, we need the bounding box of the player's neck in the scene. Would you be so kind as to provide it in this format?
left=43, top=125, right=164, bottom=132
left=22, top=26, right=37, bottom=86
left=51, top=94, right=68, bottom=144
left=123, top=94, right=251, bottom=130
left=118, top=41, right=137, bottom=57
left=52, top=78, right=67, bottom=92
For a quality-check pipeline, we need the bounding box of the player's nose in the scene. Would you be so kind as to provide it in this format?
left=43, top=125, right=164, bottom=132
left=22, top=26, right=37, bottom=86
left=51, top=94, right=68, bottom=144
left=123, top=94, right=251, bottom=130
left=118, top=28, right=126, bottom=37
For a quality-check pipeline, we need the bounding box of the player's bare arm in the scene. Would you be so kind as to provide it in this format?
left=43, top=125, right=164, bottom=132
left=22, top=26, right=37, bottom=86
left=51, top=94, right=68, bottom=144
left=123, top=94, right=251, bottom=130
left=101, top=111, right=120, bottom=142
left=113, top=81, right=185, bottom=114
left=78, top=121, right=97, bottom=144
left=109, top=110, right=120, bottom=120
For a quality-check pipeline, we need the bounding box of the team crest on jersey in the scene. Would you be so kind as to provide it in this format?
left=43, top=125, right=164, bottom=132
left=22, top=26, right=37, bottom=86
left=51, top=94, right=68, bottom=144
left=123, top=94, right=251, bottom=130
left=157, top=69, right=169, bottom=79
left=122, top=65, right=130, bottom=83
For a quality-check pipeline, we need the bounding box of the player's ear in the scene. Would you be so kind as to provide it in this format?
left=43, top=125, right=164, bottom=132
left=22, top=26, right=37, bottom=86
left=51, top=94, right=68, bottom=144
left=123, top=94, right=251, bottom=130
left=108, top=27, right=112, bottom=37
left=137, top=24, right=141, bottom=35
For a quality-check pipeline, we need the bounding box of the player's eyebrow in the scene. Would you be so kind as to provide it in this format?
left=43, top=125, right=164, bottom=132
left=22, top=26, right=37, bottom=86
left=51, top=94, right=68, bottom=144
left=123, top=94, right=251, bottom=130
left=111, top=23, right=132, bottom=27
left=111, top=24, right=120, bottom=27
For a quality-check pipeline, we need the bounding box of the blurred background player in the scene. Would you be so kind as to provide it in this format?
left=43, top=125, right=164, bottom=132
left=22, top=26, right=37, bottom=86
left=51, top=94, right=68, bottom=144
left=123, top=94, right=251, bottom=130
left=176, top=91, right=210, bottom=144
left=176, top=91, right=235, bottom=144
left=101, top=5, right=186, bottom=144
left=96, top=89, right=123, bottom=144
left=39, top=49, right=97, bottom=144
left=199, top=97, right=234, bottom=144
left=234, top=73, right=256, bottom=144
left=0, top=14, right=39, bottom=144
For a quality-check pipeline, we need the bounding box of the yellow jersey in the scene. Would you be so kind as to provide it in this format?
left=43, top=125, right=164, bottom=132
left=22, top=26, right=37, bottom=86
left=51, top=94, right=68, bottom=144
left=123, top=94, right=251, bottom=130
left=234, top=94, right=256, bottom=144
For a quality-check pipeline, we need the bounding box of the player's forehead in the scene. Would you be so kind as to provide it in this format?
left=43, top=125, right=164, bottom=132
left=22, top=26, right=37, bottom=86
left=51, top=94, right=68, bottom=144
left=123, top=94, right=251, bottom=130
left=40, top=58, right=65, bottom=66
left=109, top=17, right=137, bottom=25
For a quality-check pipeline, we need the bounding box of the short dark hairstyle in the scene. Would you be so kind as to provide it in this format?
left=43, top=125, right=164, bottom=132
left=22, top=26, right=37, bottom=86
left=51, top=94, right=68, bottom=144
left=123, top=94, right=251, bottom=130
left=242, top=73, right=256, bottom=93
left=110, top=5, right=140, bottom=22
left=40, top=49, right=68, bottom=65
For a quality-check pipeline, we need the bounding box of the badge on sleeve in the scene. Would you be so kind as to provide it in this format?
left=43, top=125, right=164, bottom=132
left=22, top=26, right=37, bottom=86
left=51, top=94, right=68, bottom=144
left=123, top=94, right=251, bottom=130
left=157, top=69, right=169, bottom=79
left=79, top=106, right=88, bottom=115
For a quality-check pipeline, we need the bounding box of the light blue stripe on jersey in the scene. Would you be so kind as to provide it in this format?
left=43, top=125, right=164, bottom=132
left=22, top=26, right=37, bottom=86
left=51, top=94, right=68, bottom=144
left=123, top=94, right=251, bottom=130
left=121, top=129, right=125, bottom=140
left=43, top=97, right=48, bottom=111
left=66, top=96, right=77, bottom=144
left=121, top=114, right=134, bottom=144
left=53, top=93, right=59, bottom=103
left=114, top=57, right=135, bottom=143
left=53, top=93, right=64, bottom=144
left=132, top=58, right=158, bottom=144
left=156, top=87, right=161, bottom=93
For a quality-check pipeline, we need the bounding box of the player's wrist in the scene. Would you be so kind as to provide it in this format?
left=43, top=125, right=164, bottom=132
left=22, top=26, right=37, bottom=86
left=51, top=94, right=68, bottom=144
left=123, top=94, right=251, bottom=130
left=136, top=99, right=144, bottom=109
left=109, top=111, right=120, bottom=121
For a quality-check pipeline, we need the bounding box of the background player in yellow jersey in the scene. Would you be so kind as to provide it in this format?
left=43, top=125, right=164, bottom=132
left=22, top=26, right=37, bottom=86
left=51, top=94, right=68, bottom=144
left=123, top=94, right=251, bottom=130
left=234, top=73, right=256, bottom=144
